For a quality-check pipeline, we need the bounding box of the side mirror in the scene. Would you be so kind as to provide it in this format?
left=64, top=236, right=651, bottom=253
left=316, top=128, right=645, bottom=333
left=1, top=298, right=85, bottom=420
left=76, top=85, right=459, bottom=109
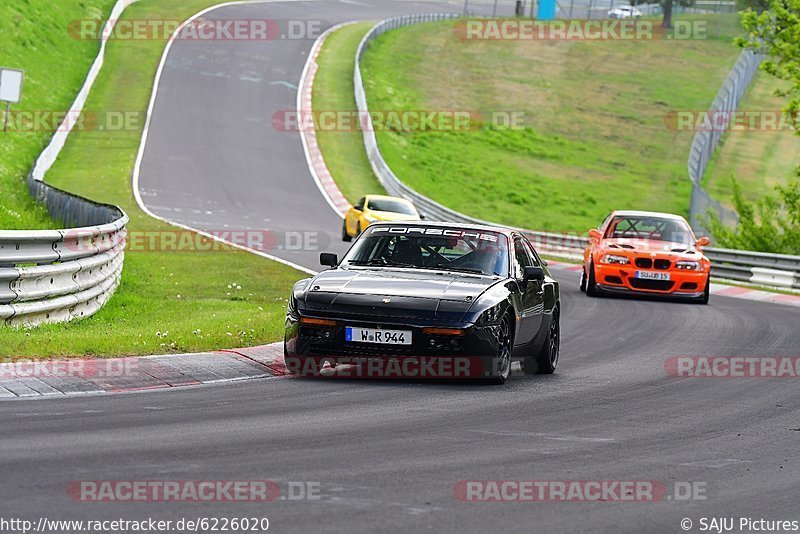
left=696, top=236, right=710, bottom=247
left=320, top=253, right=338, bottom=267
left=419, top=213, right=427, bottom=220
left=588, top=229, right=602, bottom=241
left=353, top=204, right=363, bottom=212
left=523, top=266, right=545, bottom=282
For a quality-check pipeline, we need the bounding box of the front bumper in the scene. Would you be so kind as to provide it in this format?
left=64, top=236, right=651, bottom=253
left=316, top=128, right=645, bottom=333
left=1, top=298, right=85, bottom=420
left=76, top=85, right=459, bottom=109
left=593, top=263, right=708, bottom=298
left=284, top=313, right=502, bottom=379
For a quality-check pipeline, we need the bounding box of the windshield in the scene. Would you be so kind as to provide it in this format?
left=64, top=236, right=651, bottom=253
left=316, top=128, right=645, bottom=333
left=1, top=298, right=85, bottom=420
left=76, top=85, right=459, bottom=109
left=604, top=216, right=694, bottom=244
left=367, top=198, right=417, bottom=215
left=343, top=226, right=509, bottom=276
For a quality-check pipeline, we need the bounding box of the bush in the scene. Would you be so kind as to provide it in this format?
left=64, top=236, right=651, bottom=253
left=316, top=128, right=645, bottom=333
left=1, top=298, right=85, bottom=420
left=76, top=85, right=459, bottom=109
left=707, top=176, right=800, bottom=254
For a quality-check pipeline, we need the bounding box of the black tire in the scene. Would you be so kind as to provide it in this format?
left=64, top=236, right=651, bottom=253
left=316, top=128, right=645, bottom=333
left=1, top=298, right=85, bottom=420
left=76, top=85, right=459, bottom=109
left=487, top=314, right=513, bottom=384
left=523, top=307, right=559, bottom=375
left=341, top=219, right=352, bottom=242
left=697, top=278, right=710, bottom=304
left=585, top=261, right=599, bottom=297
left=579, top=264, right=587, bottom=292
left=356, top=221, right=363, bottom=237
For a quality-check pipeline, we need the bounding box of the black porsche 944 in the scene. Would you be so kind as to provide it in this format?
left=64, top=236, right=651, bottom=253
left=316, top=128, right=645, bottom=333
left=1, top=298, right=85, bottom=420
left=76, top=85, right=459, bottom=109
left=284, top=222, right=560, bottom=384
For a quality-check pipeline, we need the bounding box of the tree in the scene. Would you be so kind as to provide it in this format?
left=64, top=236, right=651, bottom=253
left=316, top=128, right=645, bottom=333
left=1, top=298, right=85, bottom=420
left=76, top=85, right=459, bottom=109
left=661, top=0, right=696, bottom=29
left=707, top=177, right=800, bottom=254
left=738, top=0, right=800, bottom=129
left=735, top=0, right=771, bottom=13
left=707, top=0, right=800, bottom=254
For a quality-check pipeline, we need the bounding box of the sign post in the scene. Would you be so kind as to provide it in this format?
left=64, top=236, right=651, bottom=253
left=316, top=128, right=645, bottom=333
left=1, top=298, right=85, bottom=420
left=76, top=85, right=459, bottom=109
left=0, top=67, right=24, bottom=133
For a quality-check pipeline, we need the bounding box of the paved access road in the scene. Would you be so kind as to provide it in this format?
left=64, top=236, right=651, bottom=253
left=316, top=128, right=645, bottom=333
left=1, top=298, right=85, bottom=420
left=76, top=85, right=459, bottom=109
left=2, top=1, right=798, bottom=533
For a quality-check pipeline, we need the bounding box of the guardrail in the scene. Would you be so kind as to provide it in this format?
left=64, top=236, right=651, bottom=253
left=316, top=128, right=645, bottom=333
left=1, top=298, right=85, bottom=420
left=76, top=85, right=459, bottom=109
left=0, top=179, right=128, bottom=326
left=687, top=49, right=765, bottom=233
left=704, top=248, right=800, bottom=290
left=1, top=0, right=135, bottom=326
left=354, top=13, right=800, bottom=292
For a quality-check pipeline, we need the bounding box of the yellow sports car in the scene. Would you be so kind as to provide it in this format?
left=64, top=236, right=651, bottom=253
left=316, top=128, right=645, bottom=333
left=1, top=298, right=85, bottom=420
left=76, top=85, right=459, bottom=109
left=342, top=195, right=421, bottom=241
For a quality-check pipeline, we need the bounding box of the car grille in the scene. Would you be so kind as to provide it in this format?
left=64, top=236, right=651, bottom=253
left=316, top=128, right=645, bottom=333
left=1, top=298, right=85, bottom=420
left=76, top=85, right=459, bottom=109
left=634, top=258, right=671, bottom=270
left=628, top=278, right=675, bottom=291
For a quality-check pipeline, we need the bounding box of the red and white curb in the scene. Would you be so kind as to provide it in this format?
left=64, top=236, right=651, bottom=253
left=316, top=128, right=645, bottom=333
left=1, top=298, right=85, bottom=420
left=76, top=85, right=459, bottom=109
left=547, top=260, right=800, bottom=307
left=298, top=23, right=355, bottom=217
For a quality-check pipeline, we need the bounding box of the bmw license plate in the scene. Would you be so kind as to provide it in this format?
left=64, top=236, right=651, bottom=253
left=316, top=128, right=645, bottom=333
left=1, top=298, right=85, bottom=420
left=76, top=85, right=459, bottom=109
left=346, top=327, right=412, bottom=345
left=635, top=271, right=670, bottom=281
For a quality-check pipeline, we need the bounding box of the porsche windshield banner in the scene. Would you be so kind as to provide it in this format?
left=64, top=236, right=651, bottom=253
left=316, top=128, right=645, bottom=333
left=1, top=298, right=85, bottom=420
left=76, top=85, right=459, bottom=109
left=369, top=226, right=500, bottom=242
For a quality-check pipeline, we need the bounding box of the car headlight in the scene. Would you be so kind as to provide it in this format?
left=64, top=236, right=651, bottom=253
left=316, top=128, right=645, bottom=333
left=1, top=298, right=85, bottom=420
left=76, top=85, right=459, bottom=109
left=676, top=260, right=701, bottom=270
left=475, top=304, right=502, bottom=326
left=601, top=254, right=629, bottom=265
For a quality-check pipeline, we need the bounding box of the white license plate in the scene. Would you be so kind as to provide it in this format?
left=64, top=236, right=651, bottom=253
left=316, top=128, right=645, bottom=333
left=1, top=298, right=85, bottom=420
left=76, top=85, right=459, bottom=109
left=346, top=327, right=412, bottom=345
left=635, top=271, right=670, bottom=281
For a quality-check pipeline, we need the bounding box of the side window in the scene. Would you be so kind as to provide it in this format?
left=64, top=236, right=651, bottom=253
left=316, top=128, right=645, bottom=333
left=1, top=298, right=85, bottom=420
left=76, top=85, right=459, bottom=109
left=599, top=213, right=613, bottom=237
left=355, top=197, right=365, bottom=211
left=522, top=239, right=541, bottom=267
left=513, top=238, right=532, bottom=279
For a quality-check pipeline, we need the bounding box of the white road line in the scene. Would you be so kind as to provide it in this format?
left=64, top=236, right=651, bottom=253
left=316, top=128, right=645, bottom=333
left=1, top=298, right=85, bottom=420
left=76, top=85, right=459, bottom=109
left=131, top=0, right=319, bottom=276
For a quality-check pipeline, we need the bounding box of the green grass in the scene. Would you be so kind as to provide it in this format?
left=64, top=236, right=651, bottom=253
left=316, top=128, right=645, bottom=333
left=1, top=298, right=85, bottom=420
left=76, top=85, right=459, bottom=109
left=0, top=0, right=306, bottom=359
left=704, top=71, right=800, bottom=208
left=0, top=0, right=117, bottom=229
left=358, top=15, right=746, bottom=233
left=313, top=21, right=385, bottom=203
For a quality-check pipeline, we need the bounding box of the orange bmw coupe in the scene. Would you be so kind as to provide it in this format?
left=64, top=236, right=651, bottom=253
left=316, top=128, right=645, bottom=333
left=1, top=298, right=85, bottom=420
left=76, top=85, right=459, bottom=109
left=580, top=210, right=712, bottom=303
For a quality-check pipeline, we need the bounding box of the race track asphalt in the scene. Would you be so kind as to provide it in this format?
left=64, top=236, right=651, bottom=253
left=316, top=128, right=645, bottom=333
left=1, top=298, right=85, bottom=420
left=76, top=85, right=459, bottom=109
left=2, top=268, right=799, bottom=532
left=136, top=0, right=493, bottom=269
left=1, top=1, right=799, bottom=533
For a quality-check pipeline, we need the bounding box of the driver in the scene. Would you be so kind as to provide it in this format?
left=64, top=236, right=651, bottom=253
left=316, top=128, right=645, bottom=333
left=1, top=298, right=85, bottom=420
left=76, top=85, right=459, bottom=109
left=391, top=238, right=424, bottom=265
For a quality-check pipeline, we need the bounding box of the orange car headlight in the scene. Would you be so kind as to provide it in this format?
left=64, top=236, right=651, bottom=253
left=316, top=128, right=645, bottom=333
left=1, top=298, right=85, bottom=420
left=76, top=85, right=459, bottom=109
left=675, top=260, right=702, bottom=270
left=601, top=254, right=629, bottom=265
left=300, top=317, right=338, bottom=327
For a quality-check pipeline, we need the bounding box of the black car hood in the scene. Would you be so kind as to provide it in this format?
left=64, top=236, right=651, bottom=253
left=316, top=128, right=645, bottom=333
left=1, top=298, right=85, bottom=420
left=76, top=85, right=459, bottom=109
left=310, top=268, right=496, bottom=299
left=302, top=268, right=499, bottom=320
